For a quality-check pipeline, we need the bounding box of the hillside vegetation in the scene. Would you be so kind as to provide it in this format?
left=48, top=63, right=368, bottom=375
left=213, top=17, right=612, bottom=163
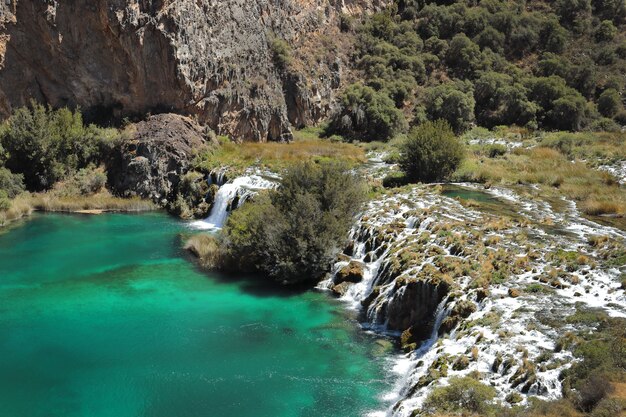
left=327, top=0, right=626, bottom=141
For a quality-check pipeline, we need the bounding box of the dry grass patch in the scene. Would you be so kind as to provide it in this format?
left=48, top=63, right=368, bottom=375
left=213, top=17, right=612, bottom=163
left=195, top=134, right=366, bottom=173
left=28, top=190, right=156, bottom=213
left=184, top=234, right=223, bottom=269
left=453, top=144, right=626, bottom=223
left=0, top=194, right=34, bottom=226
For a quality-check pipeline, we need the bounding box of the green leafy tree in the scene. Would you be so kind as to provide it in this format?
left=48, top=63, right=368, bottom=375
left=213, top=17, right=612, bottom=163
left=424, top=82, right=476, bottom=133
left=446, top=34, right=485, bottom=77
left=327, top=84, right=407, bottom=142
left=224, top=162, right=366, bottom=284
left=474, top=27, right=505, bottom=53
left=0, top=168, right=25, bottom=198
left=474, top=72, right=537, bottom=127
left=398, top=120, right=465, bottom=182
left=526, top=76, right=589, bottom=130
left=595, top=20, right=618, bottom=41
left=597, top=88, right=622, bottom=117
left=0, top=103, right=119, bottom=191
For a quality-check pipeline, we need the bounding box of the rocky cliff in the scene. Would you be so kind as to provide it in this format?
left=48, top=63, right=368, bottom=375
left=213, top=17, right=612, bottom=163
left=0, top=0, right=387, bottom=141
left=109, top=113, right=213, bottom=203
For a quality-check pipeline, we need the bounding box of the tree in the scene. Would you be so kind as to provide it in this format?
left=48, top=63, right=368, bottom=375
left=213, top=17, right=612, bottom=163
left=0, top=168, right=25, bottom=198
left=327, top=84, right=407, bottom=142
left=597, top=88, right=622, bottom=117
left=398, top=120, right=465, bottom=182
left=446, top=34, right=484, bottom=77
left=224, top=162, right=366, bottom=285
left=594, top=20, right=618, bottom=41
left=474, top=27, right=505, bottom=53
left=549, top=95, right=588, bottom=130
left=424, top=82, right=476, bottom=133
left=0, top=103, right=119, bottom=191
left=555, top=0, right=591, bottom=26
left=526, top=76, right=589, bottom=130
left=474, top=71, right=537, bottom=127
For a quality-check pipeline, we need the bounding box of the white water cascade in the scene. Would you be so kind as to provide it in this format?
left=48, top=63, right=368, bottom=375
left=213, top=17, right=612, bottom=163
left=190, top=174, right=278, bottom=230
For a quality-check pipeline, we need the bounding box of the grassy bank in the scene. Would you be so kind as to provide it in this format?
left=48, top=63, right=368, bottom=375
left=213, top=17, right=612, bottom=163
left=447, top=129, right=626, bottom=228
left=194, top=128, right=367, bottom=174
left=0, top=191, right=156, bottom=227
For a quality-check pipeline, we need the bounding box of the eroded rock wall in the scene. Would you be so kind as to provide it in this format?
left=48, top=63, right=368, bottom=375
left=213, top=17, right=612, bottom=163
left=0, top=0, right=388, bottom=141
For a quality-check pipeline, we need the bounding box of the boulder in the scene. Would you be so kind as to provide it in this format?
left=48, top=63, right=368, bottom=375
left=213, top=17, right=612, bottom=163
left=109, top=114, right=213, bottom=203
left=334, top=261, right=365, bottom=284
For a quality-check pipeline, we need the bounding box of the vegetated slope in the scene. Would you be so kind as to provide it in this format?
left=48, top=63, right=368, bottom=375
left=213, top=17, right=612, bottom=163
left=327, top=0, right=626, bottom=141
left=0, top=0, right=388, bottom=141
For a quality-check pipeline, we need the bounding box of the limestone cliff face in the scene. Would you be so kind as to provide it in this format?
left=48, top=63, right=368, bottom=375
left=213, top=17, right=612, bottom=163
left=0, top=0, right=388, bottom=141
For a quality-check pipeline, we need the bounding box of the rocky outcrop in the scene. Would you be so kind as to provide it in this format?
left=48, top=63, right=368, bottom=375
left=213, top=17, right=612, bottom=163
left=108, top=113, right=213, bottom=203
left=334, top=260, right=365, bottom=284
left=0, top=0, right=389, bottom=141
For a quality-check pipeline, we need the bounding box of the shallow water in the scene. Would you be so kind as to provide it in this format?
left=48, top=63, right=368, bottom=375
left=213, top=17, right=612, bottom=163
left=0, top=212, right=391, bottom=417
left=440, top=185, right=497, bottom=203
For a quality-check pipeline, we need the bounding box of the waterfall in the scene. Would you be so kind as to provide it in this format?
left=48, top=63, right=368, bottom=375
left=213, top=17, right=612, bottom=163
left=190, top=174, right=277, bottom=230
left=208, top=168, right=228, bottom=186
left=414, top=297, right=452, bottom=356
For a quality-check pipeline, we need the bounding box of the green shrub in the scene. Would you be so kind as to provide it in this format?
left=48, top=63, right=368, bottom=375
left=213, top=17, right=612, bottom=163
left=590, top=118, right=621, bottom=132
left=424, top=81, right=476, bottom=133
left=0, top=167, right=25, bottom=198
left=423, top=376, right=497, bottom=414
left=269, top=36, right=292, bottom=70
left=398, top=120, right=465, bottom=182
left=0, top=190, right=10, bottom=211
left=595, top=20, right=618, bottom=41
left=446, top=33, right=485, bottom=77
left=382, top=171, right=409, bottom=188
left=73, top=166, right=107, bottom=195
left=224, top=162, right=366, bottom=284
left=597, top=88, right=622, bottom=117
left=0, top=102, right=120, bottom=191
left=326, top=84, right=407, bottom=142
left=488, top=144, right=507, bottom=157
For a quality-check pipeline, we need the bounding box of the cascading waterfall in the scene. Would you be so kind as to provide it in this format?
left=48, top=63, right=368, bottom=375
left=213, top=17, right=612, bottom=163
left=208, top=168, right=228, bottom=186
left=190, top=173, right=278, bottom=230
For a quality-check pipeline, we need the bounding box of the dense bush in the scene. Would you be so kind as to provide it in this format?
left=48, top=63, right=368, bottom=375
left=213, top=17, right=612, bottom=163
left=474, top=72, right=537, bottom=128
left=0, top=103, right=120, bottom=190
left=398, top=120, right=465, bottom=182
left=223, top=162, right=366, bottom=284
left=338, top=0, right=626, bottom=135
left=422, top=82, right=475, bottom=134
left=422, top=376, right=497, bottom=415
left=0, top=167, right=25, bottom=198
left=326, top=84, right=407, bottom=142
left=597, top=88, right=622, bottom=117
left=0, top=190, right=10, bottom=211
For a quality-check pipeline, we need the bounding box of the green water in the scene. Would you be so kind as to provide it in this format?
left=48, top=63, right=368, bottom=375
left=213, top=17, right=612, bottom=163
left=440, top=185, right=497, bottom=203
left=0, top=213, right=391, bottom=417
